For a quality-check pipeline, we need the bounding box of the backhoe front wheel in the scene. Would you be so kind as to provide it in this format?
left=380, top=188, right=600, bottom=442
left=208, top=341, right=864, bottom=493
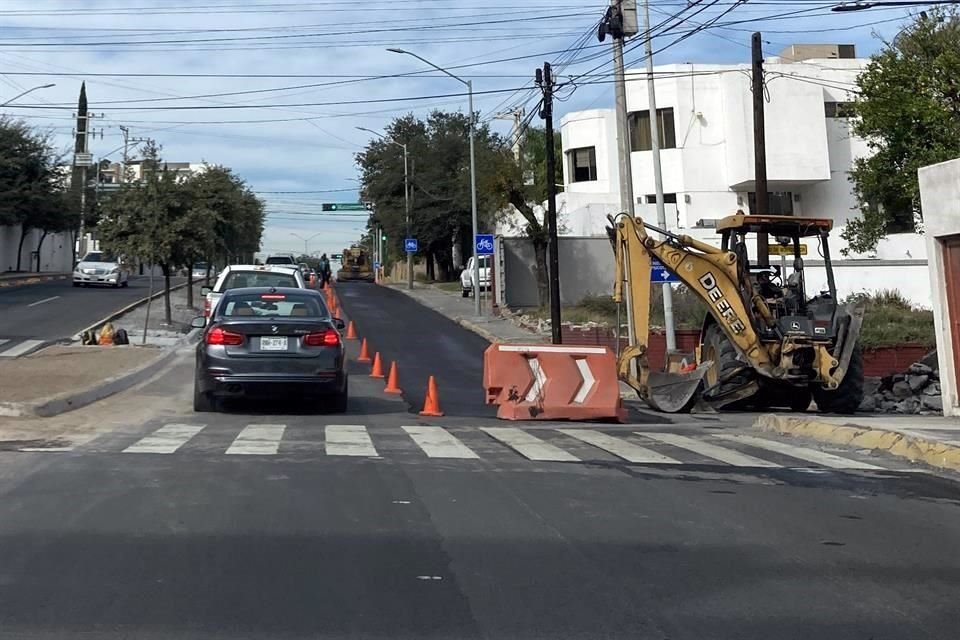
left=812, top=343, right=864, bottom=414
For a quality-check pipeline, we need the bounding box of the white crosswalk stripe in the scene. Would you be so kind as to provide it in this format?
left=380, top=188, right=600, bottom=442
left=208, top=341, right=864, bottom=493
left=226, top=424, right=286, bottom=455
left=124, top=423, right=205, bottom=454
left=480, top=427, right=580, bottom=462
left=637, top=432, right=781, bottom=468
left=558, top=429, right=681, bottom=464
left=0, top=339, right=44, bottom=358
left=714, top=434, right=885, bottom=470
left=325, top=424, right=378, bottom=457
left=403, top=426, right=479, bottom=459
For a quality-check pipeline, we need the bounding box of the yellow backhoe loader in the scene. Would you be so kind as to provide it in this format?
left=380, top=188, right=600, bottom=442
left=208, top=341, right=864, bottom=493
left=607, top=212, right=864, bottom=413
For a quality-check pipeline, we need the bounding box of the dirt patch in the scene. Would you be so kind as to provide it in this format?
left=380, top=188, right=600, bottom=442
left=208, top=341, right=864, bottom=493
left=0, top=344, right=162, bottom=403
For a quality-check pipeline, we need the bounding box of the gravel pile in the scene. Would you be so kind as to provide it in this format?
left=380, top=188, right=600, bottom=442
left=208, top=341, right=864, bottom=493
left=859, top=354, right=942, bottom=414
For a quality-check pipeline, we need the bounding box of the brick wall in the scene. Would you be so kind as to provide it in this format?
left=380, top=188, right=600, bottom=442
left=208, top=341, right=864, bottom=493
left=559, top=323, right=929, bottom=377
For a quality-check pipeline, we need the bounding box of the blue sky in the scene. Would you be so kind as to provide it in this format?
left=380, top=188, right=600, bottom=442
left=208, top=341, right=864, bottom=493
left=0, top=0, right=920, bottom=257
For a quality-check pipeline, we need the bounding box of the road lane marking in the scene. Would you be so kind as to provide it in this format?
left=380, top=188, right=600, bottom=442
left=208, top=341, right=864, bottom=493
left=0, top=339, right=44, bottom=358
left=325, top=425, right=377, bottom=457
left=714, top=434, right=885, bottom=470
left=26, top=295, right=60, bottom=308
left=636, top=432, right=781, bottom=467
left=226, top=424, right=286, bottom=455
left=558, top=429, right=680, bottom=464
left=480, top=427, right=580, bottom=462
left=124, top=424, right=205, bottom=454
left=403, top=426, right=479, bottom=459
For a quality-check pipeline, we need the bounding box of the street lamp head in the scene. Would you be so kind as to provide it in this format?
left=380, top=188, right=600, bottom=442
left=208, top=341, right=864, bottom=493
left=831, top=2, right=872, bottom=11
left=39, top=83, right=56, bottom=89
left=386, top=48, right=409, bottom=55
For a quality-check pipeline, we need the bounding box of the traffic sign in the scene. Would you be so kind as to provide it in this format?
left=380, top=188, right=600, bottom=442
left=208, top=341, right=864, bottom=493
left=768, top=244, right=807, bottom=256
left=651, top=259, right=680, bottom=283
left=475, top=234, right=495, bottom=256
left=404, top=238, right=418, bottom=253
left=321, top=202, right=371, bottom=212
left=373, top=261, right=380, bottom=270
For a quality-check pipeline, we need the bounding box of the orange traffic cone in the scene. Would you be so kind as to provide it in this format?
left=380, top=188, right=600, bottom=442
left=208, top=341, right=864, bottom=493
left=384, top=361, right=402, bottom=394
left=419, top=375, right=444, bottom=417
left=345, top=321, right=358, bottom=340
left=357, top=338, right=372, bottom=363
left=370, top=352, right=385, bottom=378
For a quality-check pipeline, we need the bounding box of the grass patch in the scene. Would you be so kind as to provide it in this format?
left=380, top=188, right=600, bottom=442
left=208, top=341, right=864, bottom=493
left=526, top=288, right=708, bottom=329
left=849, top=290, right=935, bottom=349
left=433, top=281, right=462, bottom=293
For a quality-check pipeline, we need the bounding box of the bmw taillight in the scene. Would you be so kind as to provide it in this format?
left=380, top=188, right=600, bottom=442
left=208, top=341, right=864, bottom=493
left=304, top=330, right=340, bottom=347
left=206, top=326, right=244, bottom=346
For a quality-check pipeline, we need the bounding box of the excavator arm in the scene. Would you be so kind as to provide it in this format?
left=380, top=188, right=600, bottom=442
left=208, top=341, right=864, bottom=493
left=609, top=214, right=775, bottom=411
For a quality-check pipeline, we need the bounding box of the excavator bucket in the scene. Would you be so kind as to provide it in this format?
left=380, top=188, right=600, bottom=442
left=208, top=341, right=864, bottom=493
left=643, top=362, right=712, bottom=413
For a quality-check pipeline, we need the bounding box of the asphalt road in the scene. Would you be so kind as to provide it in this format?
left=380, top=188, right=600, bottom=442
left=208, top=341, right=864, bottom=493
left=0, top=276, right=185, bottom=345
left=0, top=284, right=958, bottom=639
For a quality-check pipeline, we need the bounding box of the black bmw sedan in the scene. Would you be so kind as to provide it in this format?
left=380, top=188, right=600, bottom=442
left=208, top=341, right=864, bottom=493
left=191, top=287, right=347, bottom=412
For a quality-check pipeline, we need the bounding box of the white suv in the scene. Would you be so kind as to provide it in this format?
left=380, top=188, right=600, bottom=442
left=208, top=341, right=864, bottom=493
left=202, top=264, right=306, bottom=322
left=460, top=255, right=491, bottom=297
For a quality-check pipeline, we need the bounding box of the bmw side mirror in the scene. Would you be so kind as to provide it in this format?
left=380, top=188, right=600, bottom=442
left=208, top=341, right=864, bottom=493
left=333, top=318, right=346, bottom=330
left=190, top=316, right=206, bottom=329
left=200, top=286, right=212, bottom=296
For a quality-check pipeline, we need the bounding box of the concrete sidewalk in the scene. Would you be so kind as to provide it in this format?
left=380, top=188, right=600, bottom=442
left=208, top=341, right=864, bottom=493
left=757, top=413, right=960, bottom=472
left=385, top=283, right=547, bottom=344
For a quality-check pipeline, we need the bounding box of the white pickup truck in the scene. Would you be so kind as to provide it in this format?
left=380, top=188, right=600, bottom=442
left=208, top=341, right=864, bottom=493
left=460, top=255, right=491, bottom=298
left=201, top=264, right=306, bottom=322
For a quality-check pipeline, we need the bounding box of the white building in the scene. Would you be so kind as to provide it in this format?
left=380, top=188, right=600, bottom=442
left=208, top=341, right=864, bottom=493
left=549, top=44, right=932, bottom=308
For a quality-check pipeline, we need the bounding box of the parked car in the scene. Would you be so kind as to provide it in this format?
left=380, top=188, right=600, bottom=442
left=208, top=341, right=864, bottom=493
left=460, top=255, right=491, bottom=297
left=201, top=264, right=306, bottom=323
left=265, top=253, right=297, bottom=266
left=192, top=262, right=216, bottom=280
left=73, top=251, right=129, bottom=288
left=191, top=287, right=347, bottom=412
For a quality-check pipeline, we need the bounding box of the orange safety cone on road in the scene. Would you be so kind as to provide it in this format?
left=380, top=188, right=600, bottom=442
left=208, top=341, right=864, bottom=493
left=370, top=352, right=385, bottom=378
left=357, top=338, right=372, bottom=363
left=384, top=362, right=402, bottom=394
left=419, top=376, right=444, bottom=417
left=345, top=321, right=358, bottom=340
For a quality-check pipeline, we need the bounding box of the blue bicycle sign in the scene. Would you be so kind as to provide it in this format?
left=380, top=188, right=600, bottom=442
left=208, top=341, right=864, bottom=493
left=404, top=238, right=418, bottom=253
left=475, top=234, right=495, bottom=255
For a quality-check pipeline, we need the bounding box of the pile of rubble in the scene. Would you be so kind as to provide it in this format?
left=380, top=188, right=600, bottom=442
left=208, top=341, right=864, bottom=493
left=859, top=357, right=942, bottom=414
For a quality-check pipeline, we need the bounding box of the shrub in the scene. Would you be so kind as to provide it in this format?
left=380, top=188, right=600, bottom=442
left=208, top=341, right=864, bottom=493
left=848, top=290, right=935, bottom=349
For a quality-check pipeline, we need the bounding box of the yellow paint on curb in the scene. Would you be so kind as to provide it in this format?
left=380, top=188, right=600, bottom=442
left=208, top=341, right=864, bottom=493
left=755, top=414, right=960, bottom=472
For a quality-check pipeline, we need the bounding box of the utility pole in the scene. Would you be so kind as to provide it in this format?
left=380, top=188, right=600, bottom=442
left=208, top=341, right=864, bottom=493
left=494, top=108, right=525, bottom=162
left=403, top=143, right=412, bottom=290
left=752, top=31, right=770, bottom=266
left=537, top=62, right=562, bottom=345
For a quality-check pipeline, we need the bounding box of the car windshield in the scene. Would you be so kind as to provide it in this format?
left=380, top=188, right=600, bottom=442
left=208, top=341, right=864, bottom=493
left=193, top=262, right=208, bottom=271
left=82, top=252, right=115, bottom=263
left=220, top=292, right=328, bottom=318
left=221, top=271, right=297, bottom=290
left=265, top=256, right=294, bottom=264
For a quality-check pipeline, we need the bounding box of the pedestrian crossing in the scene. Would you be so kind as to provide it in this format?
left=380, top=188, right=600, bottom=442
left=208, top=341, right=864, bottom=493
left=0, top=338, right=45, bottom=358
left=13, top=423, right=916, bottom=472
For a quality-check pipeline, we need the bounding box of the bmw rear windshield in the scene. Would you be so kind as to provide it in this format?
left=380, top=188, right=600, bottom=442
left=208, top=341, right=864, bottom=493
left=218, top=291, right=329, bottom=318
left=222, top=270, right=298, bottom=290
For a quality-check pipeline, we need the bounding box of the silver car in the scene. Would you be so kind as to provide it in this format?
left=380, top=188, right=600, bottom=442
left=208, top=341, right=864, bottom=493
left=73, top=251, right=129, bottom=288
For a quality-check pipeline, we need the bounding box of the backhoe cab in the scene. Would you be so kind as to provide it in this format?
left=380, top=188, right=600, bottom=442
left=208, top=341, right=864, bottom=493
left=608, top=212, right=864, bottom=413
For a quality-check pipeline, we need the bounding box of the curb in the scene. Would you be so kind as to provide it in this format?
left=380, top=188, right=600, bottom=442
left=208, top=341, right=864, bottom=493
left=75, top=280, right=191, bottom=339
left=754, top=413, right=960, bottom=473
left=0, top=328, right=202, bottom=419
left=0, top=273, right=69, bottom=288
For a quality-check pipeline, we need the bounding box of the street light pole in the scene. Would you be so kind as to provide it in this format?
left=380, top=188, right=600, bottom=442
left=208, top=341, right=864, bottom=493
left=0, top=83, right=55, bottom=107
left=387, top=48, right=481, bottom=315
left=290, top=232, right=322, bottom=256
left=356, top=127, right=412, bottom=289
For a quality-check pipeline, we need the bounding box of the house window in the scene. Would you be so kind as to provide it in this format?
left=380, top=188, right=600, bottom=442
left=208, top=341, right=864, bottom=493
left=644, top=193, right=677, bottom=204
left=748, top=191, right=794, bottom=216
left=628, top=108, right=677, bottom=151
left=568, top=146, right=597, bottom=182
left=824, top=101, right=854, bottom=118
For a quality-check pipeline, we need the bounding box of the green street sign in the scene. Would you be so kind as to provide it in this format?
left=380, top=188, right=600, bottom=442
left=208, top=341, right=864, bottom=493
left=321, top=202, right=372, bottom=212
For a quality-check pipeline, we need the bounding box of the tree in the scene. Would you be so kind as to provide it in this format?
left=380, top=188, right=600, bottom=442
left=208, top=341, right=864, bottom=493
left=356, top=111, right=503, bottom=281
left=483, top=126, right=563, bottom=306
left=99, top=141, right=190, bottom=325
left=0, top=118, right=68, bottom=271
left=844, top=8, right=960, bottom=253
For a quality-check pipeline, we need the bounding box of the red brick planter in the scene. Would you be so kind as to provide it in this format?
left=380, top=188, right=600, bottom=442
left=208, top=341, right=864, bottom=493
left=560, top=324, right=931, bottom=378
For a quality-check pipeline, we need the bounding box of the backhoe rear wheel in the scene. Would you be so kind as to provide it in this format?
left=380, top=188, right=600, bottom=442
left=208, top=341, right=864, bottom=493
left=812, top=343, right=864, bottom=414
left=701, top=324, right=755, bottom=408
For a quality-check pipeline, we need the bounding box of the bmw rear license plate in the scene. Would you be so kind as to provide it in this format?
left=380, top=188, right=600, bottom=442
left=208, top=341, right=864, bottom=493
left=260, top=337, right=288, bottom=351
